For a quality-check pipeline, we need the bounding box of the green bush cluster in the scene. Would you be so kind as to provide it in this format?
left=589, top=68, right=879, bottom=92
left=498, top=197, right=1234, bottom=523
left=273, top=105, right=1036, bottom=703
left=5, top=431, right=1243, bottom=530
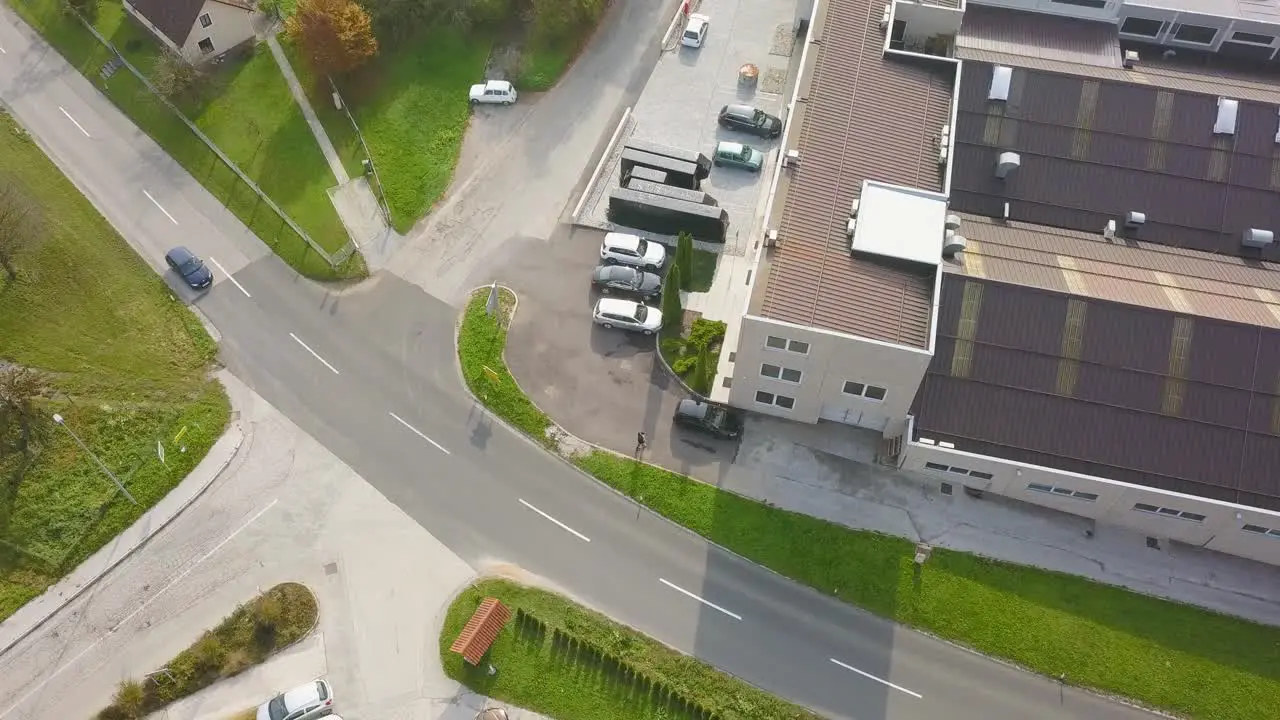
left=663, top=318, right=725, bottom=394
left=95, top=583, right=318, bottom=719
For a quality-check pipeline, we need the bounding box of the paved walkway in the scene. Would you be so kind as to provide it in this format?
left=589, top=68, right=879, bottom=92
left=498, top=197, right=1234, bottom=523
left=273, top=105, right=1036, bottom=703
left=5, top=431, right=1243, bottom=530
left=0, top=375, right=246, bottom=658
left=264, top=35, right=349, bottom=186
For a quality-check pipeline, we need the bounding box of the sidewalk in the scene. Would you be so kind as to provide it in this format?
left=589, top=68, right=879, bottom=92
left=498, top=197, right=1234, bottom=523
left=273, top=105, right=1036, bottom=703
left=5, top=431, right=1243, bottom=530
left=0, top=377, right=247, bottom=658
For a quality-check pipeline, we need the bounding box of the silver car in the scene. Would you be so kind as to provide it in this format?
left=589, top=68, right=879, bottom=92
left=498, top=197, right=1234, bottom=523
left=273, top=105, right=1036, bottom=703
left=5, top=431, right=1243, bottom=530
left=257, top=680, right=334, bottom=720
left=599, top=232, right=666, bottom=272
left=593, top=297, right=663, bottom=335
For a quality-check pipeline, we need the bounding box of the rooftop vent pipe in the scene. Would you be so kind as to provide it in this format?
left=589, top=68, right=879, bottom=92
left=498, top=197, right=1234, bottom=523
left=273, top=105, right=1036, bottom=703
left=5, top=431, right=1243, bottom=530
left=943, top=230, right=967, bottom=257
left=1123, top=50, right=1139, bottom=69
left=1125, top=211, right=1146, bottom=228
left=995, top=151, right=1020, bottom=179
left=1243, top=228, right=1274, bottom=249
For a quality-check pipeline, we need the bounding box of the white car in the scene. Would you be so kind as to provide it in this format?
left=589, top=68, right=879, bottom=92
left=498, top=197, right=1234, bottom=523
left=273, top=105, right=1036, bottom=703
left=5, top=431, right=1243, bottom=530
left=469, top=80, right=517, bottom=106
left=257, top=680, right=334, bottom=720
left=593, top=297, right=663, bottom=335
left=681, top=14, right=710, bottom=48
left=600, top=232, right=666, bottom=272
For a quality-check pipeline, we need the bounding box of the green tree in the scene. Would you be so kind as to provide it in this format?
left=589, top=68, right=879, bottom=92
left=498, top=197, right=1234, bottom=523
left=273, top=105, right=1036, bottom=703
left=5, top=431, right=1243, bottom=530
left=661, top=262, right=683, bottom=331
left=692, top=341, right=713, bottom=394
left=675, top=232, right=694, bottom=290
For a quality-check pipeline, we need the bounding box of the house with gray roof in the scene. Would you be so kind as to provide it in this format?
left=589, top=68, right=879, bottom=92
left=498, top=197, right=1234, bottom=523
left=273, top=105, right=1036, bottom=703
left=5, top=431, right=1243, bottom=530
left=124, top=0, right=260, bottom=63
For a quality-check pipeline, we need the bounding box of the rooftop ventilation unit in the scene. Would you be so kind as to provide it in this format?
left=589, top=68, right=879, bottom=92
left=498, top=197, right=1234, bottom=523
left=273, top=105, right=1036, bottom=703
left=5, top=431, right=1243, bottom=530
left=783, top=149, right=801, bottom=167
left=945, top=214, right=962, bottom=232
left=1003, top=202, right=1010, bottom=220
left=1275, top=108, right=1280, bottom=144
left=846, top=217, right=857, bottom=240
left=938, top=124, right=951, bottom=166
left=849, top=199, right=860, bottom=218
left=943, top=231, right=967, bottom=258
left=1123, top=50, right=1140, bottom=69
left=1103, top=220, right=1117, bottom=240
left=1243, top=228, right=1274, bottom=249
left=988, top=66, right=1013, bottom=102
left=995, top=151, right=1020, bottom=179
left=765, top=229, right=779, bottom=246
left=880, top=4, right=890, bottom=30
left=1214, top=98, right=1239, bottom=135
left=1125, top=211, right=1146, bottom=228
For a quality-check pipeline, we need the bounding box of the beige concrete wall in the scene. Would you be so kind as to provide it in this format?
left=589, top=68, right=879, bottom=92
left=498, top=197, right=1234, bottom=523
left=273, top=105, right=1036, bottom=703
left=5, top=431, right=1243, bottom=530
left=179, top=1, right=257, bottom=62
left=901, top=437, right=1280, bottom=566
left=728, top=315, right=932, bottom=432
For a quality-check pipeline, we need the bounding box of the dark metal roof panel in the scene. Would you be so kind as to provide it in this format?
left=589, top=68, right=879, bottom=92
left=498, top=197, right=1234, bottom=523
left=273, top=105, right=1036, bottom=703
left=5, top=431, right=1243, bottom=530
left=757, top=0, right=953, bottom=347
left=126, top=0, right=211, bottom=46
left=955, top=6, right=1121, bottom=69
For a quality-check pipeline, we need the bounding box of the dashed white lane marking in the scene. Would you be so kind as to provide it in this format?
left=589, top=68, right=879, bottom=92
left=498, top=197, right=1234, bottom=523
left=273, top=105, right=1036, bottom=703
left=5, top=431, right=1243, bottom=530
left=142, top=189, right=179, bottom=225
left=208, top=257, right=250, bottom=298
left=0, top=499, right=279, bottom=720
left=518, top=499, right=591, bottom=542
left=58, top=106, right=91, bottom=138
left=389, top=411, right=451, bottom=455
left=289, top=332, right=339, bottom=374
left=830, top=657, right=923, bottom=699
left=658, top=578, right=742, bottom=621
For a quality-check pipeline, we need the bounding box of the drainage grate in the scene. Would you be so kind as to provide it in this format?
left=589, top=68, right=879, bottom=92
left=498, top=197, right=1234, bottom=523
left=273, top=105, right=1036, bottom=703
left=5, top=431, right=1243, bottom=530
left=1146, top=537, right=1160, bottom=550
left=940, top=482, right=953, bottom=496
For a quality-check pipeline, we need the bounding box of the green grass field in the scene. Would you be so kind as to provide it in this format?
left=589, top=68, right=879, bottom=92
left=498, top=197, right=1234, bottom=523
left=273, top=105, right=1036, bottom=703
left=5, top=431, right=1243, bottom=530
left=456, top=286, right=1280, bottom=720
left=8, top=0, right=364, bottom=280
left=442, top=579, right=818, bottom=720
left=0, top=111, right=230, bottom=621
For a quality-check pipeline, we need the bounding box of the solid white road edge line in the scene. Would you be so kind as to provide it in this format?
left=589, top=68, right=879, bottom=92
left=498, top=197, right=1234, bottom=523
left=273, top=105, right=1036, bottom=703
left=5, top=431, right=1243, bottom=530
left=289, top=332, right=339, bottom=374
left=142, top=189, right=179, bottom=225
left=830, top=658, right=923, bottom=699
left=658, top=578, right=743, bottom=621
left=208, top=257, right=251, bottom=298
left=518, top=499, right=591, bottom=542
left=389, top=411, right=451, bottom=455
left=0, top=499, right=279, bottom=720
left=58, top=106, right=91, bottom=138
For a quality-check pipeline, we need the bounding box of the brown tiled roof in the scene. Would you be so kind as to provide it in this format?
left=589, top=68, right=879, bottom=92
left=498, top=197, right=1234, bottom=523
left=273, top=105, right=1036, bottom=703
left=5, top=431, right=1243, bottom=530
left=449, top=597, right=510, bottom=665
left=950, top=61, right=1280, bottom=261
left=913, top=273, right=1280, bottom=511
left=947, top=214, right=1280, bottom=328
left=955, top=6, right=1121, bottom=70
left=756, top=0, right=954, bottom=349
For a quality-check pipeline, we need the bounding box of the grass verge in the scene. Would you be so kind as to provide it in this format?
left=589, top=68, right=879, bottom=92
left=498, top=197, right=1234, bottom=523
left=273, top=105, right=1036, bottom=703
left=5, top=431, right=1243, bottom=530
left=327, top=29, right=492, bottom=232
left=442, top=578, right=818, bottom=720
left=0, top=110, right=231, bottom=622
left=96, top=583, right=318, bottom=719
left=457, top=288, right=1280, bottom=720
left=457, top=288, right=553, bottom=446
left=8, top=0, right=364, bottom=280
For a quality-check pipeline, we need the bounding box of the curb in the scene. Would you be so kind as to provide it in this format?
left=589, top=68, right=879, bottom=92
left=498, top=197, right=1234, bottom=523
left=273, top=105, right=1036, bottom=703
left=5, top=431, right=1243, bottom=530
left=0, top=407, right=249, bottom=658
left=571, top=106, right=632, bottom=222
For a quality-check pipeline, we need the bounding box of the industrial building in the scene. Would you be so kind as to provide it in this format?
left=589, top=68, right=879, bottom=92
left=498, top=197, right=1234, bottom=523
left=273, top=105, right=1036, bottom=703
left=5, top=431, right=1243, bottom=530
left=720, top=0, right=1280, bottom=563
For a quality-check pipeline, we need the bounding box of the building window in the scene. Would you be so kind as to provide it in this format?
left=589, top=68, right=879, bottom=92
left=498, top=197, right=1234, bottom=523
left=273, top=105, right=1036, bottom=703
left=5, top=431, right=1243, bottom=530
left=1027, top=483, right=1098, bottom=501
left=1173, top=24, right=1218, bottom=44
left=842, top=380, right=886, bottom=401
left=1232, top=30, right=1274, bottom=45
left=765, top=336, right=809, bottom=354
left=760, top=363, right=802, bottom=383
left=923, top=462, right=993, bottom=480
left=1051, top=0, right=1107, bottom=7
left=199, top=12, right=213, bottom=27
left=1243, top=524, right=1280, bottom=538
left=198, top=37, right=215, bottom=53
left=1119, top=17, right=1164, bottom=37
left=1133, top=503, right=1205, bottom=521
left=755, top=390, right=795, bottom=410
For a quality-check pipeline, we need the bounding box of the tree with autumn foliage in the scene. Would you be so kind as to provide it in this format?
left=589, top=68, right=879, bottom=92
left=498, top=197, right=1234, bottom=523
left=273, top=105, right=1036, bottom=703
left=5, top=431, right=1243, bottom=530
left=286, top=0, right=379, bottom=77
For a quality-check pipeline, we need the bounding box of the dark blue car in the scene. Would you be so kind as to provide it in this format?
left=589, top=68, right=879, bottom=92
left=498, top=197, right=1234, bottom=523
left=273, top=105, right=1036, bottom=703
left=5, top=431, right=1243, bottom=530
left=165, top=246, right=213, bottom=290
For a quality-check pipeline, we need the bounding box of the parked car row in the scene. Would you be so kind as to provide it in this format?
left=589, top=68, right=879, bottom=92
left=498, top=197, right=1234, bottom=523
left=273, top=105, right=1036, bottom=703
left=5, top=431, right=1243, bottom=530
left=591, top=232, right=668, bottom=335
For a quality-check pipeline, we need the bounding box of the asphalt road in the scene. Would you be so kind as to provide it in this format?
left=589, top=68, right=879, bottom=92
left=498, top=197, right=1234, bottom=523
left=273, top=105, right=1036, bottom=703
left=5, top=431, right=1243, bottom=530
left=0, top=7, right=1156, bottom=720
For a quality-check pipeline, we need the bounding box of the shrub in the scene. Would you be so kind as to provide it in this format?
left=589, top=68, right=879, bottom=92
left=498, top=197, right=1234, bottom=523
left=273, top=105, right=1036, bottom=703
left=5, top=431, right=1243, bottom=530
left=190, top=632, right=226, bottom=676
left=221, top=648, right=255, bottom=676
left=62, top=0, right=99, bottom=20
left=112, top=680, right=146, bottom=719
left=687, top=318, right=725, bottom=351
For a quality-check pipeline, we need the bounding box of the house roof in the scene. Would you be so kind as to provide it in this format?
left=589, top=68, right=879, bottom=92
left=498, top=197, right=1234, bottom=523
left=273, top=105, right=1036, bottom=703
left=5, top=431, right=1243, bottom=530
left=913, top=271, right=1280, bottom=512
left=752, top=0, right=954, bottom=349
left=950, top=59, right=1280, bottom=262
left=127, top=0, right=253, bottom=47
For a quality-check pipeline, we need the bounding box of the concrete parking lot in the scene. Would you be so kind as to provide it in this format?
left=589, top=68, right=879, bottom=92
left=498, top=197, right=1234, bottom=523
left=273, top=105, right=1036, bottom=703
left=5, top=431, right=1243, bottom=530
left=577, top=0, right=800, bottom=259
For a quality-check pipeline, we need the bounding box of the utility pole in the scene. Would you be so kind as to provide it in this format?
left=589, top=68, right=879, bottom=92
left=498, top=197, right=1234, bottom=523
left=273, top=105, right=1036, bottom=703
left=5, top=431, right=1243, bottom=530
left=52, top=413, right=138, bottom=505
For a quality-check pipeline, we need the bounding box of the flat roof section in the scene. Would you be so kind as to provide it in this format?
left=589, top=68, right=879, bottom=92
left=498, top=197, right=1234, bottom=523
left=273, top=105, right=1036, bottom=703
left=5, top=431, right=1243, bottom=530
left=851, top=182, right=949, bottom=266
left=755, top=0, right=955, bottom=349
left=912, top=273, right=1280, bottom=512
left=951, top=61, right=1280, bottom=261
left=947, top=213, right=1280, bottom=328
left=1129, top=0, right=1280, bottom=23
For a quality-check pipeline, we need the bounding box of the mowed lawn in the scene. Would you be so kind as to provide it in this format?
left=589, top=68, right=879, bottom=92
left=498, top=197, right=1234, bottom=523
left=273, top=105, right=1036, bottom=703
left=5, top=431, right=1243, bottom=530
left=0, top=111, right=230, bottom=621
left=9, top=0, right=363, bottom=279
left=327, top=30, right=492, bottom=232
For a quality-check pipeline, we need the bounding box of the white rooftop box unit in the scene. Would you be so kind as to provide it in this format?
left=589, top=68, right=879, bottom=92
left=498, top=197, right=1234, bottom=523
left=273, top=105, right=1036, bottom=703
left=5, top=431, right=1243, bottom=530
left=995, top=151, right=1020, bottom=179
left=988, top=66, right=1013, bottom=102
left=1215, top=98, right=1239, bottom=136
left=1123, top=50, right=1139, bottom=69
left=1243, top=228, right=1274, bottom=249
left=1125, top=211, right=1146, bottom=228
left=848, top=180, right=949, bottom=265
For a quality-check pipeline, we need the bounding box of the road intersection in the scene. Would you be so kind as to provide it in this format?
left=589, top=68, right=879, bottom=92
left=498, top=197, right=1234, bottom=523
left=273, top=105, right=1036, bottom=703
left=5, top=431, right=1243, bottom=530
left=0, top=5, right=1157, bottom=720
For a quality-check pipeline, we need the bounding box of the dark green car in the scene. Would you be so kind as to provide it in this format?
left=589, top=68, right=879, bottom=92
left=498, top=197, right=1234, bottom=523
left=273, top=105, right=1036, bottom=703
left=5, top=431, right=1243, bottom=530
left=712, top=141, right=765, bottom=172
